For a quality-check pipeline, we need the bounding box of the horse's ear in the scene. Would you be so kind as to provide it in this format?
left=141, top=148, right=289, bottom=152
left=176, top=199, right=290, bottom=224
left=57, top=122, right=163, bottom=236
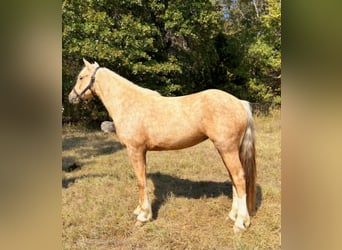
left=94, top=61, right=99, bottom=67
left=83, top=58, right=92, bottom=69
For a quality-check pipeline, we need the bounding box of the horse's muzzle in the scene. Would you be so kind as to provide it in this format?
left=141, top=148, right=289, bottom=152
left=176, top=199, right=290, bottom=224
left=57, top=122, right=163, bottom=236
left=68, top=93, right=80, bottom=104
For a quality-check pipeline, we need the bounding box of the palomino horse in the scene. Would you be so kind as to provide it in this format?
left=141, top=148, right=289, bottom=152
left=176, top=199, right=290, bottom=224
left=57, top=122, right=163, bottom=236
left=69, top=59, right=256, bottom=232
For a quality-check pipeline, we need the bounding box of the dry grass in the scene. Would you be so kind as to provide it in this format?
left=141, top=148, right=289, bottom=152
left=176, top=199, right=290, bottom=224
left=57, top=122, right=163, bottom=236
left=62, top=110, right=281, bottom=249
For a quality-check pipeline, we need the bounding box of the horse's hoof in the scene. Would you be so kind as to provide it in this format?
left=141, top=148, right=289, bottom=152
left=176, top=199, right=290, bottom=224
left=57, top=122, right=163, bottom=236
left=228, top=211, right=237, bottom=222
left=134, top=221, right=145, bottom=227
left=233, top=224, right=246, bottom=234
left=244, top=219, right=251, bottom=228
left=137, top=211, right=152, bottom=222
left=133, top=206, right=142, bottom=216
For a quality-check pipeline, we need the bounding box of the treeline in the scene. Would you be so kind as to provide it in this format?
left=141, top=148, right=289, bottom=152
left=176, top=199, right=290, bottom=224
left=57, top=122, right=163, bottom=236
left=62, top=0, right=280, bottom=124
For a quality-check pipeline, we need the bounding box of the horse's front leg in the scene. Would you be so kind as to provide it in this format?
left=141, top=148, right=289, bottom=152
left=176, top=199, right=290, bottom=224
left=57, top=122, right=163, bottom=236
left=127, top=146, right=152, bottom=223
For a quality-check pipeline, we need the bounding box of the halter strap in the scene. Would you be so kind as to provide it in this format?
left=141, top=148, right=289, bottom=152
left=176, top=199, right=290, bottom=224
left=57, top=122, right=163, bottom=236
left=73, top=66, right=101, bottom=101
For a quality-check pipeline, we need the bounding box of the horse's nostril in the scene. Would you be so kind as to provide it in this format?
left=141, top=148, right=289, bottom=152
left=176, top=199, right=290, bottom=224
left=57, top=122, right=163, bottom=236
left=69, top=95, right=79, bottom=104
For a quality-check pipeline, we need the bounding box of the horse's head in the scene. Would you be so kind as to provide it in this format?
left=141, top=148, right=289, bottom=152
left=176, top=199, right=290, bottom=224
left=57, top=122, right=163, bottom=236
left=68, top=58, right=100, bottom=104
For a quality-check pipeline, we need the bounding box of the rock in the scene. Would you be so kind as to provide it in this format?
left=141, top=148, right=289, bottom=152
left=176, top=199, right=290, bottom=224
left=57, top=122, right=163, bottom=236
left=101, top=121, right=115, bottom=133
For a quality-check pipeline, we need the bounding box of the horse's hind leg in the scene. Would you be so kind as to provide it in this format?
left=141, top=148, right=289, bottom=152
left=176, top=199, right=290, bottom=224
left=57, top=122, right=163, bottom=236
left=217, top=147, right=250, bottom=232
left=127, top=146, right=152, bottom=224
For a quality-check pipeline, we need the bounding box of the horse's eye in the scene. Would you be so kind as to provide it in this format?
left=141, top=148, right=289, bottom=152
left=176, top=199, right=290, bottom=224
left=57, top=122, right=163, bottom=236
left=79, top=77, right=83, bottom=80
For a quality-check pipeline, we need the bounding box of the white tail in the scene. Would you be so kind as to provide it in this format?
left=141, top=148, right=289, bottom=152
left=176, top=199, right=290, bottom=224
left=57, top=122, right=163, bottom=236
left=240, top=100, right=256, bottom=214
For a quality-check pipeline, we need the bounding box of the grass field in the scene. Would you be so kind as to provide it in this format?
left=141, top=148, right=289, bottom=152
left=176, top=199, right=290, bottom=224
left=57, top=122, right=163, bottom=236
left=62, top=111, right=281, bottom=249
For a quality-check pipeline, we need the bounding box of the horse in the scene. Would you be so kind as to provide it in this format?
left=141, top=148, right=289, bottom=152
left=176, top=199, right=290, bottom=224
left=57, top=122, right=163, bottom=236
left=68, top=59, right=256, bottom=232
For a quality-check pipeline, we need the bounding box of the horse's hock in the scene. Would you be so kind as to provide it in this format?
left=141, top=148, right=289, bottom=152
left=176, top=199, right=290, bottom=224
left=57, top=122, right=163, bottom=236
left=101, top=121, right=115, bottom=133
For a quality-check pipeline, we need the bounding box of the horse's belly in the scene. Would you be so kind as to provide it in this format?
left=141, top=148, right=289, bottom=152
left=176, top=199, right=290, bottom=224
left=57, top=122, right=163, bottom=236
left=146, top=130, right=208, bottom=150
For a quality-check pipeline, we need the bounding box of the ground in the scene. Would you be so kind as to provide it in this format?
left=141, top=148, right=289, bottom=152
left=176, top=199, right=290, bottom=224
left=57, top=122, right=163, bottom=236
left=62, top=111, right=280, bottom=249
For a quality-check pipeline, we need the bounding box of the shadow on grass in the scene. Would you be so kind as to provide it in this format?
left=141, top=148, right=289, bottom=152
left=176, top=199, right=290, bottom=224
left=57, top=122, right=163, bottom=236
left=148, top=172, right=262, bottom=219
left=62, top=175, right=83, bottom=188
left=63, top=136, right=124, bottom=157
left=62, top=135, right=124, bottom=171
left=62, top=136, right=88, bottom=151
left=62, top=173, right=114, bottom=188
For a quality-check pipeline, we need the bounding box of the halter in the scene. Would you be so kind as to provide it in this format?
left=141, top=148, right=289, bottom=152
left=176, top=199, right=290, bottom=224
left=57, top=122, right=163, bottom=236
left=72, top=66, right=101, bottom=101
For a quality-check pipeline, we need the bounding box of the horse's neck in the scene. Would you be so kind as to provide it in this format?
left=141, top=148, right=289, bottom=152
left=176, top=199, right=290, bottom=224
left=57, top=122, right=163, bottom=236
left=94, top=68, right=146, bottom=118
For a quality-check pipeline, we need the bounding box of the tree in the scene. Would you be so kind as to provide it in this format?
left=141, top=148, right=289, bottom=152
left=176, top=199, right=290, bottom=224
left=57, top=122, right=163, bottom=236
left=215, top=0, right=281, bottom=108
left=63, top=0, right=222, bottom=94
left=63, top=0, right=223, bottom=124
left=245, top=0, right=281, bottom=106
left=62, top=0, right=281, bottom=124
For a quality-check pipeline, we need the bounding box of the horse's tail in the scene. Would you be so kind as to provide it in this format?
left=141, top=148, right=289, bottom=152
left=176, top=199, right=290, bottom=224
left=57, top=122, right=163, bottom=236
left=240, top=101, right=257, bottom=215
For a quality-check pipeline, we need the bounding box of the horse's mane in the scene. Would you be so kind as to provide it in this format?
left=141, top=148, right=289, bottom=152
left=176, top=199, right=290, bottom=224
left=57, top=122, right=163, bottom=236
left=103, top=67, right=161, bottom=96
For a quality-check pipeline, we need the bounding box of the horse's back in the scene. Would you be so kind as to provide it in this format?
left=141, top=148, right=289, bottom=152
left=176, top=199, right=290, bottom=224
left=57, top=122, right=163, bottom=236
left=179, top=89, right=246, bottom=123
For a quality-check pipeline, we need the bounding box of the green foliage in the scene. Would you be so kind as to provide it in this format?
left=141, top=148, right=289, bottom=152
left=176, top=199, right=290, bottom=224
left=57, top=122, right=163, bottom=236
left=246, top=0, right=281, bottom=106
left=62, top=0, right=281, bottom=123
left=215, top=0, right=281, bottom=109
